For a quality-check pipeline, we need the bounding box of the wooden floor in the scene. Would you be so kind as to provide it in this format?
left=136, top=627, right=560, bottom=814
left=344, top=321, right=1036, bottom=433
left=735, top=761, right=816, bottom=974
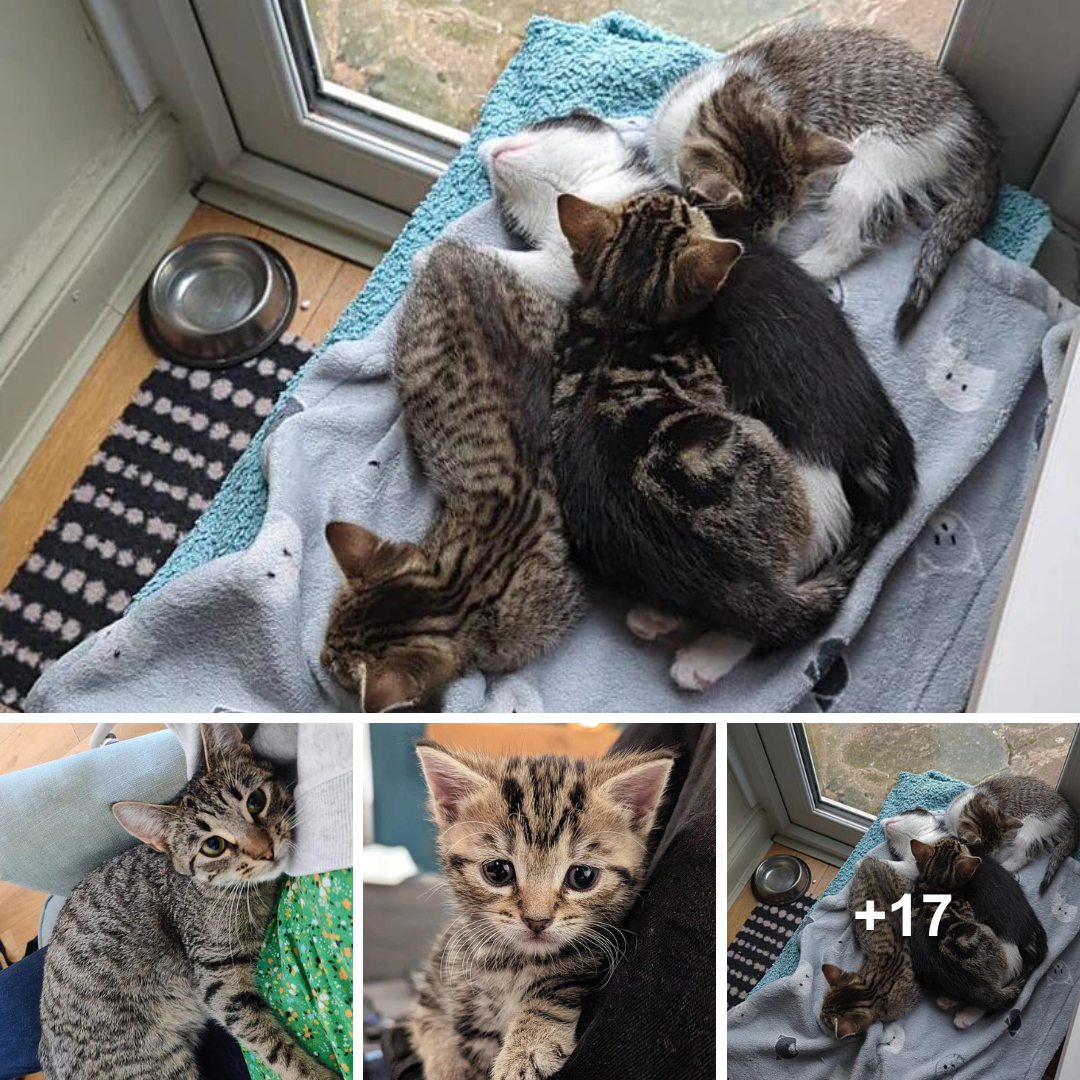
left=0, top=722, right=166, bottom=1080
left=0, top=204, right=370, bottom=594
left=727, top=841, right=842, bottom=946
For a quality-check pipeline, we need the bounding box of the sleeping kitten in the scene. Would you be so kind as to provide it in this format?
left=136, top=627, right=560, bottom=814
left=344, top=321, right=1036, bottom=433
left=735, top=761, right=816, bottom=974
left=648, top=23, right=1000, bottom=337
left=321, top=243, right=585, bottom=711
left=910, top=836, right=1047, bottom=1029
left=881, top=806, right=950, bottom=879
left=39, top=723, right=337, bottom=1080
left=552, top=188, right=865, bottom=687
left=407, top=739, right=673, bottom=1080
left=820, top=857, right=919, bottom=1039
left=480, top=115, right=915, bottom=687
left=944, top=775, right=1080, bottom=893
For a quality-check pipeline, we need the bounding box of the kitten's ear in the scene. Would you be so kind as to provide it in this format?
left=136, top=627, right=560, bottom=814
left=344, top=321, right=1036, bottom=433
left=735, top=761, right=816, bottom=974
left=957, top=855, right=982, bottom=882
left=362, top=663, right=417, bottom=714
left=678, top=238, right=743, bottom=295
left=557, top=194, right=617, bottom=254
left=688, top=176, right=744, bottom=209
left=200, top=723, right=251, bottom=773
left=1002, top=815, right=1025, bottom=835
left=796, top=128, right=853, bottom=174
left=415, top=740, right=491, bottom=826
left=326, top=521, right=383, bottom=579
left=910, top=838, right=931, bottom=866
left=599, top=753, right=674, bottom=832
left=112, top=801, right=175, bottom=852
left=957, top=826, right=981, bottom=848
left=835, top=1016, right=861, bottom=1039
left=821, top=964, right=846, bottom=988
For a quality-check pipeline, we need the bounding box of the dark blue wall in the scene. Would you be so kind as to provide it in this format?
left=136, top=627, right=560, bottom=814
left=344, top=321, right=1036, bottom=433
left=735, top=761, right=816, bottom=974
left=369, top=722, right=437, bottom=873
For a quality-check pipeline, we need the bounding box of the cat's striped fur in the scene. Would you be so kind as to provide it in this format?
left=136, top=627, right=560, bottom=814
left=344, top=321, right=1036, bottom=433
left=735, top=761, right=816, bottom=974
left=320, top=243, right=585, bottom=711
left=820, top=857, right=919, bottom=1039
left=38, top=723, right=337, bottom=1080
left=407, top=741, right=673, bottom=1080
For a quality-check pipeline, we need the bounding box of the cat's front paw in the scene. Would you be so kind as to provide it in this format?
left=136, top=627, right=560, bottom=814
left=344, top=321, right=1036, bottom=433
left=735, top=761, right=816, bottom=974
left=626, top=605, right=683, bottom=641
left=953, top=1006, right=984, bottom=1030
left=490, top=1042, right=567, bottom=1080
left=795, top=245, right=848, bottom=282
left=670, top=632, right=751, bottom=691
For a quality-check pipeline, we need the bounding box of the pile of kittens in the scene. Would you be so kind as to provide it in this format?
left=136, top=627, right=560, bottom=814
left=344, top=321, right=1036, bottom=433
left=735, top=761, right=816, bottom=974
left=319, top=23, right=1000, bottom=712
left=820, top=774, right=1080, bottom=1039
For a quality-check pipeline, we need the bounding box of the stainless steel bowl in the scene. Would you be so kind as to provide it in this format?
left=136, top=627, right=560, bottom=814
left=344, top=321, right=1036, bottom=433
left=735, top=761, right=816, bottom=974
left=141, top=234, right=297, bottom=368
left=751, top=854, right=812, bottom=904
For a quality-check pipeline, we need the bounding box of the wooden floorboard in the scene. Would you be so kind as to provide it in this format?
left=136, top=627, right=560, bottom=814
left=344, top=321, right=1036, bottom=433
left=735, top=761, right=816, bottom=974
left=727, top=840, right=843, bottom=946
left=0, top=204, right=371, bottom=594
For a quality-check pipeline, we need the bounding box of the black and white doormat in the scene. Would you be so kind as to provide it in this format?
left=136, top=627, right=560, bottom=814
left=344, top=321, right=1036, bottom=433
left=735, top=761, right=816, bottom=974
left=727, top=894, right=818, bottom=1010
left=0, top=333, right=315, bottom=707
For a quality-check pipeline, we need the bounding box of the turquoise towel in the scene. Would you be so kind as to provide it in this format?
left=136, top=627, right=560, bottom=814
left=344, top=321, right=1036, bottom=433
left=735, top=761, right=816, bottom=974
left=139, top=12, right=1052, bottom=602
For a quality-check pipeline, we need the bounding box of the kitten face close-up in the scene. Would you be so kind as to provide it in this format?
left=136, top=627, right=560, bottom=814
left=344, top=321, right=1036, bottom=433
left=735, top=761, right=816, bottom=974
left=416, top=740, right=672, bottom=958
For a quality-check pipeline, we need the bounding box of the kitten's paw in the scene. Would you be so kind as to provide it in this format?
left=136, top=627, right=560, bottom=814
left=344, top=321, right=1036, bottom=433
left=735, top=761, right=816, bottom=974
left=670, top=633, right=752, bottom=691
left=953, top=1006, right=984, bottom=1030
left=626, top=605, right=683, bottom=641
left=937, top=996, right=959, bottom=1011
left=795, top=245, right=850, bottom=282
left=490, top=1043, right=568, bottom=1080
left=411, top=245, right=433, bottom=276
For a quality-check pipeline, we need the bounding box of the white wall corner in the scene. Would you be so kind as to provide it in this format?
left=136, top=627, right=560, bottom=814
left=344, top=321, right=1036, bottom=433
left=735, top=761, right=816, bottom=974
left=727, top=805, right=772, bottom=911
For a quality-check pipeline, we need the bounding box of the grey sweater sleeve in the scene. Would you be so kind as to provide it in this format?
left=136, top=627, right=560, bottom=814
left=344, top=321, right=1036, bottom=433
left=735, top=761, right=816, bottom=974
left=166, top=722, right=353, bottom=876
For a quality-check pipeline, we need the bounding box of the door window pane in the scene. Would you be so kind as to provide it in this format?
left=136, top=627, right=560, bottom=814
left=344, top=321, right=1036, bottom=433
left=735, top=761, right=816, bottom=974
left=301, top=0, right=957, bottom=136
left=805, top=722, right=1079, bottom=817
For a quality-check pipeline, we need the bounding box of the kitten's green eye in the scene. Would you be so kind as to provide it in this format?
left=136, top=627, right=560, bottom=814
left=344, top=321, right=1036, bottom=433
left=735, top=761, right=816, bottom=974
left=482, top=860, right=515, bottom=886
left=246, top=789, right=267, bottom=815
left=565, top=865, right=599, bottom=891
left=201, top=836, right=227, bottom=857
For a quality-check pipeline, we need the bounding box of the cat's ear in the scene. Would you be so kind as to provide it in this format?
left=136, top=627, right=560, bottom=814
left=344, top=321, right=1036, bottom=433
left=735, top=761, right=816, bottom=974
left=956, top=854, right=982, bottom=882
left=362, top=662, right=417, bottom=714
left=910, top=838, right=932, bottom=867
left=678, top=238, right=743, bottom=296
left=957, top=825, right=981, bottom=848
left=200, top=723, right=252, bottom=773
left=1002, top=815, right=1025, bottom=836
left=821, top=964, right=846, bottom=988
left=416, top=740, right=491, bottom=826
left=796, top=128, right=853, bottom=174
left=835, top=1016, right=861, bottom=1039
left=688, top=175, right=744, bottom=209
left=112, top=801, right=175, bottom=852
left=557, top=194, right=617, bottom=254
left=326, top=521, right=383, bottom=579
left=600, top=752, right=674, bottom=832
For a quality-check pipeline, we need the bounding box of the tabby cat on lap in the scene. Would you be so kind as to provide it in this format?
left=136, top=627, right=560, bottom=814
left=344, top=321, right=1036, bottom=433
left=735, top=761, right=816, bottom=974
left=552, top=189, right=866, bottom=687
left=321, top=243, right=585, bottom=711
left=407, top=739, right=673, bottom=1080
left=39, top=723, right=337, bottom=1080
left=648, top=22, right=1000, bottom=337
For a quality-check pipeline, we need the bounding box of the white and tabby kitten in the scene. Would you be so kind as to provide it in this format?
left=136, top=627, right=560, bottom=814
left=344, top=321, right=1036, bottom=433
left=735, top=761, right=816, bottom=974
left=407, top=740, right=672, bottom=1080
left=648, top=22, right=1000, bottom=337
left=39, top=723, right=337, bottom=1080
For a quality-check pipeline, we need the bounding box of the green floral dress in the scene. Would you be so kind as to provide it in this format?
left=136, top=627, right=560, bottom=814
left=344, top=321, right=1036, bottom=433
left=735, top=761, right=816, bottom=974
left=243, top=868, right=354, bottom=1079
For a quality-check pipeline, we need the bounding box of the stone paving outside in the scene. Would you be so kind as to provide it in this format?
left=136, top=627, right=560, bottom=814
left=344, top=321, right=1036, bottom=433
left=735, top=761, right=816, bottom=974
left=306, top=0, right=958, bottom=133
left=805, top=723, right=1080, bottom=816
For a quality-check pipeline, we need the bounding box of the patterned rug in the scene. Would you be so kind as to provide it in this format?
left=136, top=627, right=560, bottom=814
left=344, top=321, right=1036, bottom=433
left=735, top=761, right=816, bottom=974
left=727, top=894, right=817, bottom=1011
left=0, top=333, right=315, bottom=707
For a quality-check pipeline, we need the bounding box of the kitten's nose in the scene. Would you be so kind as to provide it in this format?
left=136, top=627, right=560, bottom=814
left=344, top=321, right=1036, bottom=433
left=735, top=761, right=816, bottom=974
left=244, top=833, right=275, bottom=861
left=523, top=916, right=552, bottom=934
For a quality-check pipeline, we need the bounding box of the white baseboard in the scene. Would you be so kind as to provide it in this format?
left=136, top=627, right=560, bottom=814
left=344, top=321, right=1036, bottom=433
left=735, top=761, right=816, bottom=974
left=0, top=104, right=196, bottom=501
left=727, top=807, right=773, bottom=910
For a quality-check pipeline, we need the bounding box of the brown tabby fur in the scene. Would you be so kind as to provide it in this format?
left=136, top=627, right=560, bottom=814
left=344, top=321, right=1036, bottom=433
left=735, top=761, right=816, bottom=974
left=820, top=857, right=919, bottom=1039
left=321, top=243, right=585, bottom=711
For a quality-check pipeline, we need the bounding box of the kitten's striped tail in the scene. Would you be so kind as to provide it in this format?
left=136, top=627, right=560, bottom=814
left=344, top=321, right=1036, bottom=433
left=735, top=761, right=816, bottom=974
left=895, top=160, right=998, bottom=341
left=1040, top=810, right=1080, bottom=894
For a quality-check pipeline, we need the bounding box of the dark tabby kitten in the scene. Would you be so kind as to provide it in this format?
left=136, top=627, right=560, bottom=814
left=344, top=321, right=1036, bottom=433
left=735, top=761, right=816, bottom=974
left=39, top=724, right=337, bottom=1080
left=910, top=836, right=1047, bottom=1029
left=321, top=243, right=585, bottom=711
left=407, top=739, right=673, bottom=1080
left=552, top=189, right=877, bottom=688
left=648, top=23, right=1000, bottom=337
left=945, top=774, right=1080, bottom=893
left=820, top=857, right=919, bottom=1039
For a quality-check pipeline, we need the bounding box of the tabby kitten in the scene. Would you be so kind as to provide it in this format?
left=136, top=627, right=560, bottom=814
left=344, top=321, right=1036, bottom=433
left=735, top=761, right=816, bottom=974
left=820, top=857, right=919, bottom=1039
left=321, top=243, right=585, bottom=711
left=648, top=23, right=1000, bottom=337
left=553, top=189, right=864, bottom=688
left=39, top=723, right=337, bottom=1080
left=944, top=775, right=1080, bottom=893
left=910, top=836, right=1047, bottom=1029
left=407, top=740, right=673, bottom=1080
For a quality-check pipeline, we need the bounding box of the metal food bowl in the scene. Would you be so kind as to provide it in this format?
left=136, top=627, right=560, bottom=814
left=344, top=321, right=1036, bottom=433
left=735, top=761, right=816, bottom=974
left=751, top=854, right=812, bottom=904
left=140, top=234, right=297, bottom=368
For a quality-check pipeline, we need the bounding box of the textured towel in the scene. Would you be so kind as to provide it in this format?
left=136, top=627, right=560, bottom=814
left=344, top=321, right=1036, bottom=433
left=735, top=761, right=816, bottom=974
left=729, top=770, right=1080, bottom=1080
left=25, top=15, right=1072, bottom=713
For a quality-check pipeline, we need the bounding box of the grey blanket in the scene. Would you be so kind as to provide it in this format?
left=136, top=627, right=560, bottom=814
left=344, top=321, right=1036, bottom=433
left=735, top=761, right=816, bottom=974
left=728, top=845, right=1080, bottom=1080
left=25, top=182, right=1077, bottom=712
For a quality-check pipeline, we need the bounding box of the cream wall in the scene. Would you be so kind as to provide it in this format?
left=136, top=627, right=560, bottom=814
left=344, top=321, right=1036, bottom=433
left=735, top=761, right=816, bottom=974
left=727, top=762, right=772, bottom=908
